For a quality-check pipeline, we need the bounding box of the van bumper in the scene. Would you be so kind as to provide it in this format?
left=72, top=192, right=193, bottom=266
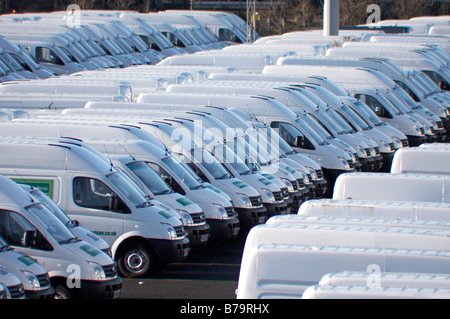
left=359, top=157, right=376, bottom=172
left=407, top=135, right=427, bottom=146
left=264, top=200, right=289, bottom=218
left=79, top=277, right=123, bottom=299
left=207, top=216, right=240, bottom=241
left=25, top=286, right=55, bottom=299
left=151, top=237, right=190, bottom=265
left=312, top=178, right=328, bottom=199
left=235, top=206, right=267, bottom=230
left=288, top=190, right=306, bottom=213
left=185, top=223, right=210, bottom=249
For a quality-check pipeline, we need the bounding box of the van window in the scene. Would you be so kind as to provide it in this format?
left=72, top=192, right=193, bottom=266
left=146, top=162, right=186, bottom=195
left=35, top=47, right=64, bottom=65
left=0, top=209, right=52, bottom=251
left=355, top=94, right=393, bottom=119
left=73, top=177, right=131, bottom=214
left=270, top=121, right=315, bottom=149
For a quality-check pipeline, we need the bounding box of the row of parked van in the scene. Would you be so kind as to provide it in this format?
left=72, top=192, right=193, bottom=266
left=0, top=9, right=251, bottom=80
left=237, top=145, right=450, bottom=299
left=0, top=11, right=448, bottom=299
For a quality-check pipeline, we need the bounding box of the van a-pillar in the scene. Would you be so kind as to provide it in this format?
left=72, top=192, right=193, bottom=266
left=323, top=0, right=339, bottom=36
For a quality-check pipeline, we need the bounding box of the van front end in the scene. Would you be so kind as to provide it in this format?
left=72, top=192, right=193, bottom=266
left=73, top=263, right=123, bottom=299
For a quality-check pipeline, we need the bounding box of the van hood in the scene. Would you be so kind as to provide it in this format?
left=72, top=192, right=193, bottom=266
left=0, top=249, right=47, bottom=278
left=62, top=240, right=114, bottom=265
left=71, top=226, right=110, bottom=252
left=156, top=193, right=203, bottom=214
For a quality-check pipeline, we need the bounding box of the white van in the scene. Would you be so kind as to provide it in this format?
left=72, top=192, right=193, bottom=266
left=333, top=172, right=450, bottom=203
left=19, top=183, right=110, bottom=254
left=137, top=91, right=355, bottom=195
left=275, top=56, right=448, bottom=140
left=156, top=54, right=273, bottom=72
left=236, top=224, right=450, bottom=298
left=297, top=198, right=450, bottom=221
left=266, top=214, right=450, bottom=231
left=262, top=65, right=435, bottom=145
left=304, top=270, right=450, bottom=299
left=302, top=280, right=450, bottom=299
left=0, top=140, right=190, bottom=278
left=82, top=139, right=238, bottom=242
left=0, top=80, right=133, bottom=102
left=0, top=173, right=122, bottom=299
left=0, top=235, right=54, bottom=299
left=390, top=147, right=450, bottom=175
left=164, top=82, right=383, bottom=172
left=0, top=263, right=25, bottom=299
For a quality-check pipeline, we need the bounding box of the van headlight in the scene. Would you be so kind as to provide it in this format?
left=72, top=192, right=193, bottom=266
left=21, top=270, right=40, bottom=290
left=237, top=193, right=252, bottom=207
left=178, top=210, right=194, bottom=226
left=213, top=204, right=229, bottom=219
left=161, top=222, right=178, bottom=239
left=281, top=179, right=294, bottom=192
left=262, top=188, right=275, bottom=202
left=338, top=157, right=351, bottom=170
left=89, top=262, right=106, bottom=280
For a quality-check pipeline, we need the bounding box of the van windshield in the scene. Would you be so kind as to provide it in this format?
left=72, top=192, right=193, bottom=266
left=190, top=148, right=231, bottom=180
left=161, top=155, right=203, bottom=189
left=212, top=144, right=252, bottom=176
left=106, top=172, right=148, bottom=207
left=26, top=203, right=77, bottom=244
left=126, top=161, right=173, bottom=195
left=28, top=188, right=72, bottom=227
left=353, top=100, right=384, bottom=126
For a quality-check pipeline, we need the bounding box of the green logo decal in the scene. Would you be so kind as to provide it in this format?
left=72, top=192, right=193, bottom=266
left=175, top=198, right=194, bottom=206
left=258, top=178, right=272, bottom=185
left=80, top=244, right=101, bottom=257
left=17, top=255, right=37, bottom=266
left=158, top=210, right=173, bottom=220
left=12, top=178, right=55, bottom=200
left=232, top=181, right=249, bottom=189
left=261, top=174, right=275, bottom=180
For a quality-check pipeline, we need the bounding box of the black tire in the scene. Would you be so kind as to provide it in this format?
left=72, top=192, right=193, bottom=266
left=117, top=242, right=157, bottom=278
left=54, top=284, right=78, bottom=299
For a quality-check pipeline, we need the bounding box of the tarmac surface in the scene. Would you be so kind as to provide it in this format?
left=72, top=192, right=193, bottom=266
left=119, top=234, right=247, bottom=299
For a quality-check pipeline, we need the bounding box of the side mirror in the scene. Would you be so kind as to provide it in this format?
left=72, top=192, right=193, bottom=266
left=22, top=230, right=36, bottom=247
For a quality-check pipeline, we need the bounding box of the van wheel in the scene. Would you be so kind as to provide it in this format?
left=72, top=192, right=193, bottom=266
left=117, top=242, right=157, bottom=278
left=54, top=285, right=77, bottom=299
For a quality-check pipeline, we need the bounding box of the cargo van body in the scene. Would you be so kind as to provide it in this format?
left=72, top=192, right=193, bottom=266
left=390, top=147, right=450, bottom=175
left=275, top=56, right=448, bottom=139
left=20, top=183, right=111, bottom=255
left=333, top=172, right=450, bottom=203
left=83, top=139, right=240, bottom=241
left=0, top=174, right=122, bottom=299
left=297, top=198, right=450, bottom=221
left=262, top=65, right=436, bottom=145
left=164, top=83, right=384, bottom=172
left=237, top=223, right=450, bottom=298
left=0, top=262, right=25, bottom=299
left=207, top=72, right=409, bottom=150
left=0, top=139, right=190, bottom=278
left=137, top=91, right=355, bottom=194
left=0, top=235, right=54, bottom=299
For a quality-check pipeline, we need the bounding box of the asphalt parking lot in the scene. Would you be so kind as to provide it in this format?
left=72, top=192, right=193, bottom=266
left=120, top=234, right=247, bottom=299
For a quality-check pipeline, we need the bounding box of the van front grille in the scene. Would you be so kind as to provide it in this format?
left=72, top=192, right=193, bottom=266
left=37, top=274, right=51, bottom=288
left=102, top=263, right=119, bottom=278
left=8, top=284, right=25, bottom=299
left=191, top=212, right=206, bottom=224
left=250, top=196, right=262, bottom=207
